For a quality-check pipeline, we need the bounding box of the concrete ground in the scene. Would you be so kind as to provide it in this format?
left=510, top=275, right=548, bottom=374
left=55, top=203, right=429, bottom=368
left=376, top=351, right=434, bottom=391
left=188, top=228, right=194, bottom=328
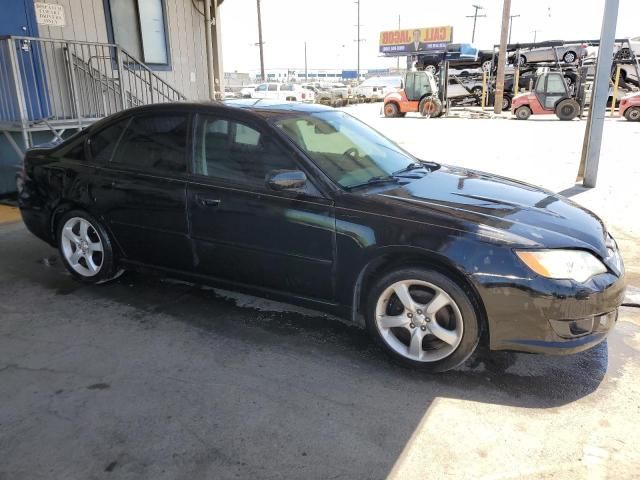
left=2, top=109, right=640, bottom=479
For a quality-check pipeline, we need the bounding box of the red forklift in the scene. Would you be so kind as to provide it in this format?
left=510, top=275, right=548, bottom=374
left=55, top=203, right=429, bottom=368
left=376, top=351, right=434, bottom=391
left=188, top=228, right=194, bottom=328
left=512, top=71, right=584, bottom=120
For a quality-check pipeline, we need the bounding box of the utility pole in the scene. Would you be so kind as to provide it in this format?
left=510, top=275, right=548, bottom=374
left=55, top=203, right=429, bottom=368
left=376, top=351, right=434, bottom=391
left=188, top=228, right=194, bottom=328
left=396, top=14, right=400, bottom=70
left=356, top=0, right=361, bottom=80
left=466, top=4, right=486, bottom=43
left=508, top=14, right=520, bottom=44
left=531, top=29, right=540, bottom=43
left=579, top=0, right=619, bottom=187
left=494, top=0, right=511, bottom=114
left=256, top=0, right=265, bottom=81
left=304, top=41, right=308, bottom=82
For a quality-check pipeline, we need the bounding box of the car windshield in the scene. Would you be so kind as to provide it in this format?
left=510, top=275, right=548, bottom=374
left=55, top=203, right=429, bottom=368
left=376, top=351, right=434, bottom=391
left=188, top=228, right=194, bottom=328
left=274, top=111, right=427, bottom=189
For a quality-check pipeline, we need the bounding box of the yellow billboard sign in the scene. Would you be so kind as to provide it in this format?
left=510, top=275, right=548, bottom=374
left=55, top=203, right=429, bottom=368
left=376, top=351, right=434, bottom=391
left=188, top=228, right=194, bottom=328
left=379, top=26, right=453, bottom=55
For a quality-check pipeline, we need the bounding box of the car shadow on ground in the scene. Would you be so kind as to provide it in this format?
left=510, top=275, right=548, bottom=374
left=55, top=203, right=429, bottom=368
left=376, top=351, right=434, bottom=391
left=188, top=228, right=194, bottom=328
left=38, top=256, right=610, bottom=411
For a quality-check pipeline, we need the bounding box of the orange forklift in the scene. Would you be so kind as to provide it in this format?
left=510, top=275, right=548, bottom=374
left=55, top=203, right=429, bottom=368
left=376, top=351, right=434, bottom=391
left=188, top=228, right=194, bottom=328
left=383, top=70, right=444, bottom=117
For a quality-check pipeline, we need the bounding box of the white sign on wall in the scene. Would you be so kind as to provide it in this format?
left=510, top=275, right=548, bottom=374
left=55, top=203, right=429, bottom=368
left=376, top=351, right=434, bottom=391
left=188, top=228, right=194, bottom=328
left=35, top=3, right=66, bottom=27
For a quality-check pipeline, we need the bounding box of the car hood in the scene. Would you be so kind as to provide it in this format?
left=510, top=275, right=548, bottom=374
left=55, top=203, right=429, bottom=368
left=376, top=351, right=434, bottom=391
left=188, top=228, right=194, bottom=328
left=374, top=165, right=609, bottom=255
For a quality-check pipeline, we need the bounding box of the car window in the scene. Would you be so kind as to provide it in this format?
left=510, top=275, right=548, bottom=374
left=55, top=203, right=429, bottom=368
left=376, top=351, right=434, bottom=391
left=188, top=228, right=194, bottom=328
left=112, top=115, right=188, bottom=174
left=268, top=84, right=278, bottom=91
left=281, top=84, right=294, bottom=91
left=55, top=131, right=88, bottom=160
left=256, top=84, right=267, bottom=91
left=194, top=115, right=298, bottom=186
left=89, top=118, right=130, bottom=162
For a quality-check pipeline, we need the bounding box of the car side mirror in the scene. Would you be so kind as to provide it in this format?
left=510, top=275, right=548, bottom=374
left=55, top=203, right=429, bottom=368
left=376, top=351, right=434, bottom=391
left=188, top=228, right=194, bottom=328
left=266, top=169, right=307, bottom=191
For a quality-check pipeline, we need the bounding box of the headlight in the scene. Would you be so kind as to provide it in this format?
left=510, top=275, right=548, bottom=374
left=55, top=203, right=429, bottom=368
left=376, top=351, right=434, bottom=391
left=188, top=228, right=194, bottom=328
left=515, top=249, right=607, bottom=283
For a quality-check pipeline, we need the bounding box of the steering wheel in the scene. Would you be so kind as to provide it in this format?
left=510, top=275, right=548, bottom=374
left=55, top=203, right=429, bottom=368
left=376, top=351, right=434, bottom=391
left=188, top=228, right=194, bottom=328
left=343, top=147, right=359, bottom=159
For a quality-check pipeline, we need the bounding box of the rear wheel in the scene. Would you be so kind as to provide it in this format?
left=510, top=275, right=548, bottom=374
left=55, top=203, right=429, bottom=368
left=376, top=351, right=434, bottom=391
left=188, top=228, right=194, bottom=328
left=555, top=98, right=580, bottom=121
left=625, top=107, right=640, bottom=122
left=419, top=97, right=443, bottom=117
left=57, top=210, right=122, bottom=284
left=518, top=55, right=527, bottom=66
left=615, top=47, right=632, bottom=61
left=383, top=102, right=400, bottom=117
left=515, top=105, right=532, bottom=120
left=563, top=51, right=577, bottom=63
left=482, top=60, right=493, bottom=72
left=366, top=268, right=480, bottom=372
left=471, top=86, right=483, bottom=97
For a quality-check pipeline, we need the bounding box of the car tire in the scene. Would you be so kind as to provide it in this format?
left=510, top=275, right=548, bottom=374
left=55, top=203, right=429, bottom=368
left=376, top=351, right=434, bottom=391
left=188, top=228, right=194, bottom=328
left=625, top=107, right=640, bottom=122
left=57, top=210, right=122, bottom=285
left=563, top=51, right=577, bottom=63
left=383, top=102, right=400, bottom=117
left=502, top=95, right=512, bottom=111
left=419, top=97, right=443, bottom=117
left=365, top=268, right=481, bottom=372
left=555, top=98, right=580, bottom=121
left=518, top=55, right=527, bottom=66
left=482, top=60, right=493, bottom=72
left=615, top=48, right=632, bottom=61
left=514, top=105, right=531, bottom=120
left=471, top=86, right=483, bottom=97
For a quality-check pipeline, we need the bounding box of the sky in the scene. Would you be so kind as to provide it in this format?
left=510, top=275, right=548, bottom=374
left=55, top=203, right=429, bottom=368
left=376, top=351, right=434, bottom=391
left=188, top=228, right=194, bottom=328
left=219, top=0, right=640, bottom=74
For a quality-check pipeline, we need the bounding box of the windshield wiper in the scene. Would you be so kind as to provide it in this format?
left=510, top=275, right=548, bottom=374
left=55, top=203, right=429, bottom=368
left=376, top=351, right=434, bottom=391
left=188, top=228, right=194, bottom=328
left=392, top=162, right=428, bottom=176
left=345, top=175, right=398, bottom=191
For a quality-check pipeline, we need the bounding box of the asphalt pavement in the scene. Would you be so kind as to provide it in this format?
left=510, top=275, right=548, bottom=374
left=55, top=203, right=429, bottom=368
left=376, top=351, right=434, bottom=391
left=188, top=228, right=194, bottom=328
left=1, top=205, right=639, bottom=479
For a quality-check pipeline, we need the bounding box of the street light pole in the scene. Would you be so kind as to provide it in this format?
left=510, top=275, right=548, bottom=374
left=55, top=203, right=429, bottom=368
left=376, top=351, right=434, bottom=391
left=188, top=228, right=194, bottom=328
left=256, top=0, right=265, bottom=81
left=508, top=14, right=520, bottom=44
left=466, top=4, right=486, bottom=43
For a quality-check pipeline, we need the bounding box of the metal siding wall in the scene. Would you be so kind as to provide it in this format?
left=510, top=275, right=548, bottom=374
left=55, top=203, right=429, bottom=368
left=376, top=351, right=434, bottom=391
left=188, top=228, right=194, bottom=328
left=32, top=0, right=209, bottom=100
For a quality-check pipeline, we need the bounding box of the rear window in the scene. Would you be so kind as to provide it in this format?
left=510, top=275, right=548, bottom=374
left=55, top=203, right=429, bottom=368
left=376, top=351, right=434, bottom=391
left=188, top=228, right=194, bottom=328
left=89, top=118, right=130, bottom=162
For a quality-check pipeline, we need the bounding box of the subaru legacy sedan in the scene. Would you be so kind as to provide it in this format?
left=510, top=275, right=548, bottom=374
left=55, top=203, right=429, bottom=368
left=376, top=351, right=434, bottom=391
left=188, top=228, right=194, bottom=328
left=18, top=100, right=625, bottom=372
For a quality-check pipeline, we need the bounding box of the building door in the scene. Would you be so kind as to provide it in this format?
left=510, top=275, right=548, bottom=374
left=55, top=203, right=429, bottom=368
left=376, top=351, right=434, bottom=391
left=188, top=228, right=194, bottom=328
left=0, top=0, right=50, bottom=121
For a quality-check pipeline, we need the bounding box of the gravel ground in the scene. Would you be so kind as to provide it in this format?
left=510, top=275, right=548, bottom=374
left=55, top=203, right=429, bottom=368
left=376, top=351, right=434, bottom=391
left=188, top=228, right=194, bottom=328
left=1, top=108, right=640, bottom=479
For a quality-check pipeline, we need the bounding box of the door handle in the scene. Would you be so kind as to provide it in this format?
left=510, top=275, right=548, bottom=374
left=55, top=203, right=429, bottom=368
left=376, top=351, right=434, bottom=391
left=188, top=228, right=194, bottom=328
left=196, top=196, right=221, bottom=208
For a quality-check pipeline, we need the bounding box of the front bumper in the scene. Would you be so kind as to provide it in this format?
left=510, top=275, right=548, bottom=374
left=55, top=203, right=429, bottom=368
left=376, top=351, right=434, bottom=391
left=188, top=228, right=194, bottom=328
left=474, top=271, right=626, bottom=355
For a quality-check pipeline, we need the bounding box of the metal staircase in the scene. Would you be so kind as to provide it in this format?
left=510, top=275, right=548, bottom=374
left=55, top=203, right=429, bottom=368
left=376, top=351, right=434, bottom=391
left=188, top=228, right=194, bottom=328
left=0, top=35, right=187, bottom=154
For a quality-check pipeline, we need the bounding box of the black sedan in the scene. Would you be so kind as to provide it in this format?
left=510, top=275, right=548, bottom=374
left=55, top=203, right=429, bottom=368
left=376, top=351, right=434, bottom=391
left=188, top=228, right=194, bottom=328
left=18, top=100, right=626, bottom=372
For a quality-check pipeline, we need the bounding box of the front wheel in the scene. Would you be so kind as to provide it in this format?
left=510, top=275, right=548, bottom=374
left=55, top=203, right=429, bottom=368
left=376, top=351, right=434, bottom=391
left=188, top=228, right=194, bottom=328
left=555, top=98, right=580, bottom=121
left=625, top=107, right=640, bottom=121
left=57, top=210, right=121, bottom=284
left=515, top=105, right=532, bottom=120
left=366, top=268, right=480, bottom=372
left=563, top=51, right=577, bottom=63
left=419, top=97, right=443, bottom=117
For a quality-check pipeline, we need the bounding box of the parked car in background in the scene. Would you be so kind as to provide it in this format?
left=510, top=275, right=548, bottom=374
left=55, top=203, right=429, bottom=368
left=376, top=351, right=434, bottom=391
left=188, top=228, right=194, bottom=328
left=18, top=101, right=625, bottom=372
left=511, top=43, right=590, bottom=66
left=309, top=85, right=344, bottom=108
left=251, top=83, right=315, bottom=103
left=416, top=44, right=494, bottom=73
left=222, top=87, right=238, bottom=99
left=619, top=91, right=640, bottom=121
left=617, top=62, right=640, bottom=87
left=240, top=84, right=257, bottom=98
left=356, top=76, right=403, bottom=102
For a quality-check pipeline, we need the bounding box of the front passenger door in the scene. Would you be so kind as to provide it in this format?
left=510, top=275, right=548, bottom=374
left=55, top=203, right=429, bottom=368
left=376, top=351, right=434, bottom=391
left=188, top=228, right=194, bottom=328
left=187, top=114, right=336, bottom=300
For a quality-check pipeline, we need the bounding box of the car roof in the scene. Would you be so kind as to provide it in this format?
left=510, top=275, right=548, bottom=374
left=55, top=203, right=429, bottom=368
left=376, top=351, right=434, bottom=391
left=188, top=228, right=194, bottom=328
left=89, top=100, right=336, bottom=129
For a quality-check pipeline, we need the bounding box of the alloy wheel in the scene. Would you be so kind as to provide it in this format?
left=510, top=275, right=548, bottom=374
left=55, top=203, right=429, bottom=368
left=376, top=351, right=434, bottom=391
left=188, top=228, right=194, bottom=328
left=375, top=280, right=464, bottom=362
left=60, top=217, right=104, bottom=277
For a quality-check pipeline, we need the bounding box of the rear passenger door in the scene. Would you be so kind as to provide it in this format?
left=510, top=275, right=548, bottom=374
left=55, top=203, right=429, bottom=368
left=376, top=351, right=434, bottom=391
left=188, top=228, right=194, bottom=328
left=90, top=113, right=192, bottom=271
